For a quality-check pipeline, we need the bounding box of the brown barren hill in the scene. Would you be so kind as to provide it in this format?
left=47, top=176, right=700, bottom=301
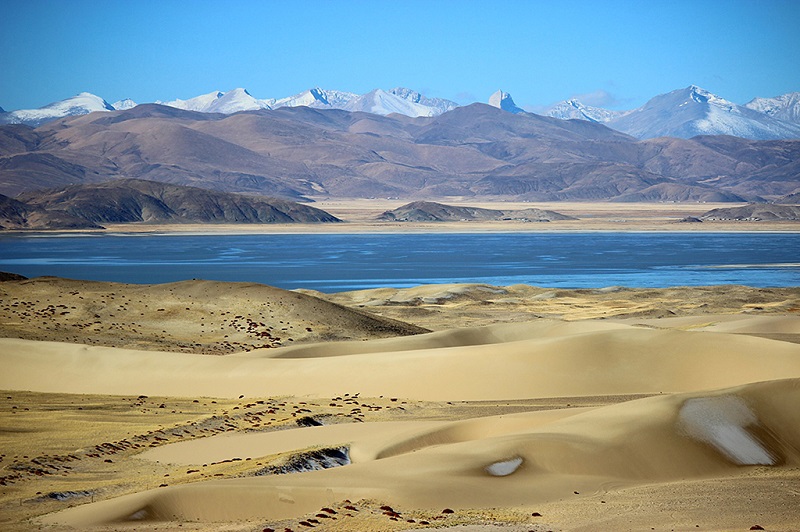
left=377, top=200, right=575, bottom=222
left=16, top=179, right=341, bottom=226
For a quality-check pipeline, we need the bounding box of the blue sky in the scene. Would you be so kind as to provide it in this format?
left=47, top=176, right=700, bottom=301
left=2, top=0, right=799, bottom=112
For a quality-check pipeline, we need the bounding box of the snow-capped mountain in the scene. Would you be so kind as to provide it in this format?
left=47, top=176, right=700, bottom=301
left=157, top=88, right=272, bottom=114
left=155, top=86, right=456, bottom=117
left=488, top=90, right=524, bottom=114
left=386, top=88, right=459, bottom=115
left=112, top=98, right=137, bottom=111
left=267, top=87, right=358, bottom=110
left=4, top=86, right=800, bottom=140
left=744, top=92, right=800, bottom=125
left=344, top=88, right=451, bottom=117
left=606, top=86, right=800, bottom=140
left=544, top=99, right=626, bottom=123
left=0, top=92, right=116, bottom=127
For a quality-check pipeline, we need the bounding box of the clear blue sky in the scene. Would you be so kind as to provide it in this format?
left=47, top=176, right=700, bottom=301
left=2, top=0, right=799, bottom=112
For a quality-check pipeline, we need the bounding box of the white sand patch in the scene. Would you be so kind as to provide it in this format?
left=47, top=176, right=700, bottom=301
left=485, top=456, right=523, bottom=476
left=679, top=395, right=774, bottom=465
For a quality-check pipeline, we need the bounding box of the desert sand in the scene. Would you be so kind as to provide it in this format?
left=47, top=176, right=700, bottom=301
left=1, top=275, right=799, bottom=531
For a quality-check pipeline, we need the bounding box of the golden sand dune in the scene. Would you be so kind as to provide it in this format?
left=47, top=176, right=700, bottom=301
left=40, top=379, right=800, bottom=528
left=3, top=319, right=800, bottom=401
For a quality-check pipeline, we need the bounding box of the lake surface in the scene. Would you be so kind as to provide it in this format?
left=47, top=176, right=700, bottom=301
left=0, top=232, right=797, bottom=292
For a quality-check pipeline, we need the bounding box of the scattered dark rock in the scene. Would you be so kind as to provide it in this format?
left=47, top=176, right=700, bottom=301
left=253, top=447, right=350, bottom=475
left=296, top=416, right=323, bottom=427
left=44, top=490, right=92, bottom=501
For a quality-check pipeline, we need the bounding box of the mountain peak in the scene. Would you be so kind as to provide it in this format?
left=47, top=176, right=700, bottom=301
left=488, top=90, right=524, bottom=114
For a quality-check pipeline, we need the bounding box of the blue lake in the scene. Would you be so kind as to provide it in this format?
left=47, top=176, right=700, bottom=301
left=0, top=232, right=797, bottom=292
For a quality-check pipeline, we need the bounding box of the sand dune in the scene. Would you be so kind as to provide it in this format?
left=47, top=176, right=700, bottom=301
left=41, top=378, right=800, bottom=528
left=3, top=319, right=800, bottom=401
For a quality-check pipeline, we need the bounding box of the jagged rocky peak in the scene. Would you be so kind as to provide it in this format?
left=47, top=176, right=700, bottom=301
left=488, top=90, right=524, bottom=114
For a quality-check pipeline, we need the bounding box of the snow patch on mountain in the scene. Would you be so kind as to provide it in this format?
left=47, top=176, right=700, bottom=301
left=488, top=90, right=524, bottom=114
left=0, top=92, right=116, bottom=127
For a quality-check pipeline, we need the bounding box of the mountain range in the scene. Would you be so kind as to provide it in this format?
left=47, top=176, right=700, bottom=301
left=1, top=101, right=797, bottom=203
left=3, top=85, right=799, bottom=141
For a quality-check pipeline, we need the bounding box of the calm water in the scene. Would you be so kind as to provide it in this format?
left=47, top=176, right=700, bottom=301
left=0, top=232, right=797, bottom=292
